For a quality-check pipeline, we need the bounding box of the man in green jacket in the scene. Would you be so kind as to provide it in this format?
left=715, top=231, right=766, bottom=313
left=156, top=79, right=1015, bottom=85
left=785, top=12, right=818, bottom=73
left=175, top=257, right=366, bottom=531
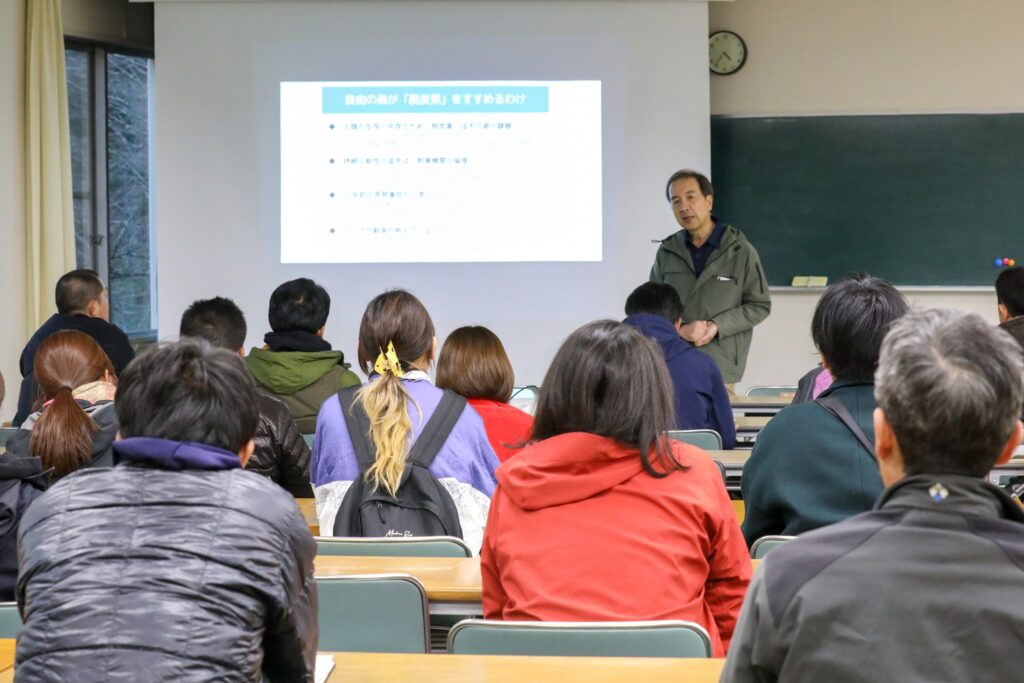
left=650, top=170, right=771, bottom=384
left=246, top=278, right=361, bottom=433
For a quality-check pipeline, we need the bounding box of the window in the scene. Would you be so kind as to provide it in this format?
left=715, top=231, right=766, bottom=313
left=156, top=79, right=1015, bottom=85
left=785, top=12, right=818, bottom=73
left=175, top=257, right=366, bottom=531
left=65, top=41, right=155, bottom=339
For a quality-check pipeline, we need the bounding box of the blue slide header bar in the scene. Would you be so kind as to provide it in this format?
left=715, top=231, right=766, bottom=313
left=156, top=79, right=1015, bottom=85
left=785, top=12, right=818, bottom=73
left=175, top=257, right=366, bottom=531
left=322, top=85, right=549, bottom=114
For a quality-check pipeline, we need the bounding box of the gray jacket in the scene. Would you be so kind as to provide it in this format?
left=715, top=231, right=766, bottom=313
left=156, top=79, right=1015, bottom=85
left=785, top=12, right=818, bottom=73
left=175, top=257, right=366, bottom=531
left=16, top=442, right=318, bottom=682
left=722, top=475, right=1024, bottom=683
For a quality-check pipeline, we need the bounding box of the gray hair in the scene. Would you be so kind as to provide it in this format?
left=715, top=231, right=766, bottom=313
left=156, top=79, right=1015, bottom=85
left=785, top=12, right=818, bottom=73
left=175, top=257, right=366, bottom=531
left=875, top=308, right=1024, bottom=477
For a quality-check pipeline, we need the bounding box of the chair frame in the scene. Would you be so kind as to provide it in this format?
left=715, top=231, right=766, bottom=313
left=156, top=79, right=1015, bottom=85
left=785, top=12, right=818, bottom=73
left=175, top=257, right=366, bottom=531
left=665, top=429, right=724, bottom=450
left=749, top=535, right=797, bottom=559
left=446, top=619, right=713, bottom=658
left=316, top=573, right=431, bottom=653
left=744, top=385, right=798, bottom=398
left=314, top=535, right=473, bottom=558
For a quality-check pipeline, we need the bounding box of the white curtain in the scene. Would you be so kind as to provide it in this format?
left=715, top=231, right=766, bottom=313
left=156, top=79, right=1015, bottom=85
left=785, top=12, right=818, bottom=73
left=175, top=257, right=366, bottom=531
left=25, top=0, right=75, bottom=329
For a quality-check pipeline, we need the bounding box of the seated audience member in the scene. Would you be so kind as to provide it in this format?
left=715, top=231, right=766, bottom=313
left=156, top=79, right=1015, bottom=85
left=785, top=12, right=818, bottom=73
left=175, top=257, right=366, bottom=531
left=16, top=340, right=317, bottom=681
left=310, top=290, right=498, bottom=550
left=623, top=282, right=736, bottom=448
left=996, top=265, right=1024, bottom=355
left=722, top=309, right=1024, bottom=682
left=0, top=371, right=47, bottom=601
left=481, top=320, right=750, bottom=657
left=791, top=365, right=833, bottom=403
left=7, top=331, right=118, bottom=481
left=15, top=269, right=134, bottom=425
left=741, top=274, right=909, bottom=544
left=435, top=326, right=533, bottom=462
left=181, top=296, right=313, bottom=497
left=246, top=278, right=360, bottom=432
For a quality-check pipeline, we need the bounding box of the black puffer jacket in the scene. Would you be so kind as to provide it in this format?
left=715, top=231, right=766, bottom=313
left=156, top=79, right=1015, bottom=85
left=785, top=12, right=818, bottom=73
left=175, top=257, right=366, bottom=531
left=16, top=438, right=318, bottom=682
left=250, top=394, right=313, bottom=497
left=0, top=453, right=47, bottom=601
left=6, top=400, right=118, bottom=481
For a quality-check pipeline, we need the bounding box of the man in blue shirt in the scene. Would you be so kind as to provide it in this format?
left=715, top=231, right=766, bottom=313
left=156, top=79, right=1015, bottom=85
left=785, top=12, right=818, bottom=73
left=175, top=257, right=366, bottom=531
left=624, top=282, right=736, bottom=449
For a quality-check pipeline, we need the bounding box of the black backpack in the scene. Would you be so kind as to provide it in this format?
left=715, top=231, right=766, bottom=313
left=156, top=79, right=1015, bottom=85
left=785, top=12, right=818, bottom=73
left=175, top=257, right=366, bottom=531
left=332, top=386, right=466, bottom=539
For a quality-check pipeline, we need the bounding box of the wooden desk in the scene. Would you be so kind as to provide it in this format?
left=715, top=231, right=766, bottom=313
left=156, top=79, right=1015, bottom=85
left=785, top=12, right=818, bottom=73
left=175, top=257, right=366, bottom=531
left=731, top=499, right=745, bottom=525
left=320, top=651, right=725, bottom=683
left=730, top=394, right=791, bottom=416
left=315, top=555, right=482, bottom=615
left=297, top=498, right=319, bottom=535
left=0, top=645, right=730, bottom=682
left=0, top=639, right=14, bottom=674
left=734, top=416, right=771, bottom=432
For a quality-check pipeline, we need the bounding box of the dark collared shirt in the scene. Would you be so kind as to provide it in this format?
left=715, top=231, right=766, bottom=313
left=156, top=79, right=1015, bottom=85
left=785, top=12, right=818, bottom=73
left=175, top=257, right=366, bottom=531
left=685, top=220, right=726, bottom=278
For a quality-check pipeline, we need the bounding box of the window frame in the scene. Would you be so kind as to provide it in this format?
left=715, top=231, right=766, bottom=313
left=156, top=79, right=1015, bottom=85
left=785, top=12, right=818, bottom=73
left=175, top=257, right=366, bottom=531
left=65, top=38, right=156, bottom=341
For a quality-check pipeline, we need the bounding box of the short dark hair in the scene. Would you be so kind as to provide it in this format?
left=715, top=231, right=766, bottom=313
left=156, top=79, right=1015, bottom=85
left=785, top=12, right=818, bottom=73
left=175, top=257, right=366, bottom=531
left=268, top=278, right=331, bottom=334
left=996, top=267, right=1024, bottom=318
left=180, top=297, right=247, bottom=351
left=811, top=273, right=909, bottom=381
left=665, top=169, right=713, bottom=202
left=436, top=326, right=515, bottom=402
left=55, top=269, right=105, bottom=315
left=531, top=320, right=681, bottom=478
left=624, top=282, right=684, bottom=324
left=116, top=339, right=259, bottom=453
left=876, top=309, right=1024, bottom=477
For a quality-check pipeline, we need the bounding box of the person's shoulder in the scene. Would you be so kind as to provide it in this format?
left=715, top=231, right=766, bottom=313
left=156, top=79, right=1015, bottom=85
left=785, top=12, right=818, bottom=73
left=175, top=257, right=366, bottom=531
left=760, top=508, right=898, bottom=613
left=217, top=468, right=306, bottom=529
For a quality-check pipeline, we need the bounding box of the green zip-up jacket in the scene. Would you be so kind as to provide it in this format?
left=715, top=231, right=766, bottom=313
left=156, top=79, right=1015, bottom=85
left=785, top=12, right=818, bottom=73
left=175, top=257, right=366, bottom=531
left=246, top=348, right=361, bottom=434
left=650, top=223, right=771, bottom=383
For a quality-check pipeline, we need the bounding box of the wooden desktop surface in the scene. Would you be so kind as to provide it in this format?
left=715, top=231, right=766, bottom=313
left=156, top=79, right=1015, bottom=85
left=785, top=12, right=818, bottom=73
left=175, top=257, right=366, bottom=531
left=708, top=450, right=753, bottom=467
left=734, top=416, right=771, bottom=431
left=0, top=639, right=13, bottom=674
left=730, top=395, right=791, bottom=410
left=0, top=644, right=725, bottom=682
left=315, top=555, right=760, bottom=605
left=297, top=498, right=319, bottom=535
left=315, top=555, right=483, bottom=602
left=320, top=652, right=725, bottom=683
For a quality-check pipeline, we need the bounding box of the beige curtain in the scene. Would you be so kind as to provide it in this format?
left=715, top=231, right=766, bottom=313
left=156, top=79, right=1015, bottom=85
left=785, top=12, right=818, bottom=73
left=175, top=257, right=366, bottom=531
left=25, top=0, right=75, bottom=329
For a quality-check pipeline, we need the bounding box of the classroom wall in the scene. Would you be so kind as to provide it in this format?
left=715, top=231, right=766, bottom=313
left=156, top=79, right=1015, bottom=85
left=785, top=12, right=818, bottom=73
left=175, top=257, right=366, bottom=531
left=1, top=0, right=28, bottom=423
left=708, top=0, right=1012, bottom=391
left=153, top=0, right=713, bottom=385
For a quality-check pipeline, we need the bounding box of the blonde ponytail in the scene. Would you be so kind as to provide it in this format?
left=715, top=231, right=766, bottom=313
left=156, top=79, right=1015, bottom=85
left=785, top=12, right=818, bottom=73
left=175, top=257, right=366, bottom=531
left=356, top=373, right=423, bottom=496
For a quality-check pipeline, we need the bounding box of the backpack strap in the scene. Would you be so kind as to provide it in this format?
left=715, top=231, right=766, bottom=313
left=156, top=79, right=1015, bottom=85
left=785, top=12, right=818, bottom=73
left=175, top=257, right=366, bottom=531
left=337, top=386, right=376, bottom=474
left=815, top=394, right=875, bottom=459
left=408, top=390, right=467, bottom=469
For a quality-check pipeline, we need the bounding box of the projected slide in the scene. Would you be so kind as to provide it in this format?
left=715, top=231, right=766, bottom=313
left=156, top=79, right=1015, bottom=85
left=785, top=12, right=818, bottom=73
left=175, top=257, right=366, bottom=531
left=280, top=80, right=602, bottom=263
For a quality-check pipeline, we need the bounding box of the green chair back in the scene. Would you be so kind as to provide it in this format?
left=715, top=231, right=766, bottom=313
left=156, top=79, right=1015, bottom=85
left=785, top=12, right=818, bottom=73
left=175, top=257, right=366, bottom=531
left=0, top=602, right=21, bottom=638
left=315, top=535, right=472, bottom=558
left=0, top=428, right=18, bottom=450
left=302, top=433, right=314, bottom=447
left=666, top=429, right=723, bottom=451
left=316, top=575, right=429, bottom=652
left=509, top=385, right=540, bottom=415
left=750, top=535, right=796, bottom=559
left=745, top=386, right=797, bottom=398
left=448, top=619, right=712, bottom=658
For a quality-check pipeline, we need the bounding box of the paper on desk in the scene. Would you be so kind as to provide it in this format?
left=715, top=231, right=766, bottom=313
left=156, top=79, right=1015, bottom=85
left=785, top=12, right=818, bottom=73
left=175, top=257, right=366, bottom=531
left=315, top=654, right=335, bottom=683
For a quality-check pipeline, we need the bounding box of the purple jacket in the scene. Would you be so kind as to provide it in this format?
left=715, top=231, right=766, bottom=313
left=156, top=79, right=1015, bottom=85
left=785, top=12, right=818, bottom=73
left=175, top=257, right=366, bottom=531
left=310, top=374, right=499, bottom=551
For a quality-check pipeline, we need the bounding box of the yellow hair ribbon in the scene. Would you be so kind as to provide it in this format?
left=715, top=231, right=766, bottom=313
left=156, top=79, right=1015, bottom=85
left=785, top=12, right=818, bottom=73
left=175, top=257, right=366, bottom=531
left=374, top=341, right=405, bottom=377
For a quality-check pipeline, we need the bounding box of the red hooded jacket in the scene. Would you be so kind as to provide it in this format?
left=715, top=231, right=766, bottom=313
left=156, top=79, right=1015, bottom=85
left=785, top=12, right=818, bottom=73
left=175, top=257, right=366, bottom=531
left=480, top=432, right=750, bottom=656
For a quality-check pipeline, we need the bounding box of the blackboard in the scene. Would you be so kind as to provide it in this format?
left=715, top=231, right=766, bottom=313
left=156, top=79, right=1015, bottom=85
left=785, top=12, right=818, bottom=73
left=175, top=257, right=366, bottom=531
left=710, top=114, right=1024, bottom=286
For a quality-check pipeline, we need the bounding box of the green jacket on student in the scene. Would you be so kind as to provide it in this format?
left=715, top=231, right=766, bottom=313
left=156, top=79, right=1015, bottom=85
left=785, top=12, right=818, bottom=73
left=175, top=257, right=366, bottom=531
left=247, top=348, right=361, bottom=434
left=650, top=223, right=771, bottom=383
left=740, top=380, right=883, bottom=545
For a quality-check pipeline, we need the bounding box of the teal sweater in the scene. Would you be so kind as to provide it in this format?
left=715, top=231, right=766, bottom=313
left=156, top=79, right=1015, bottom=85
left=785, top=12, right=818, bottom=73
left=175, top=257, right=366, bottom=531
left=741, top=380, right=883, bottom=545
